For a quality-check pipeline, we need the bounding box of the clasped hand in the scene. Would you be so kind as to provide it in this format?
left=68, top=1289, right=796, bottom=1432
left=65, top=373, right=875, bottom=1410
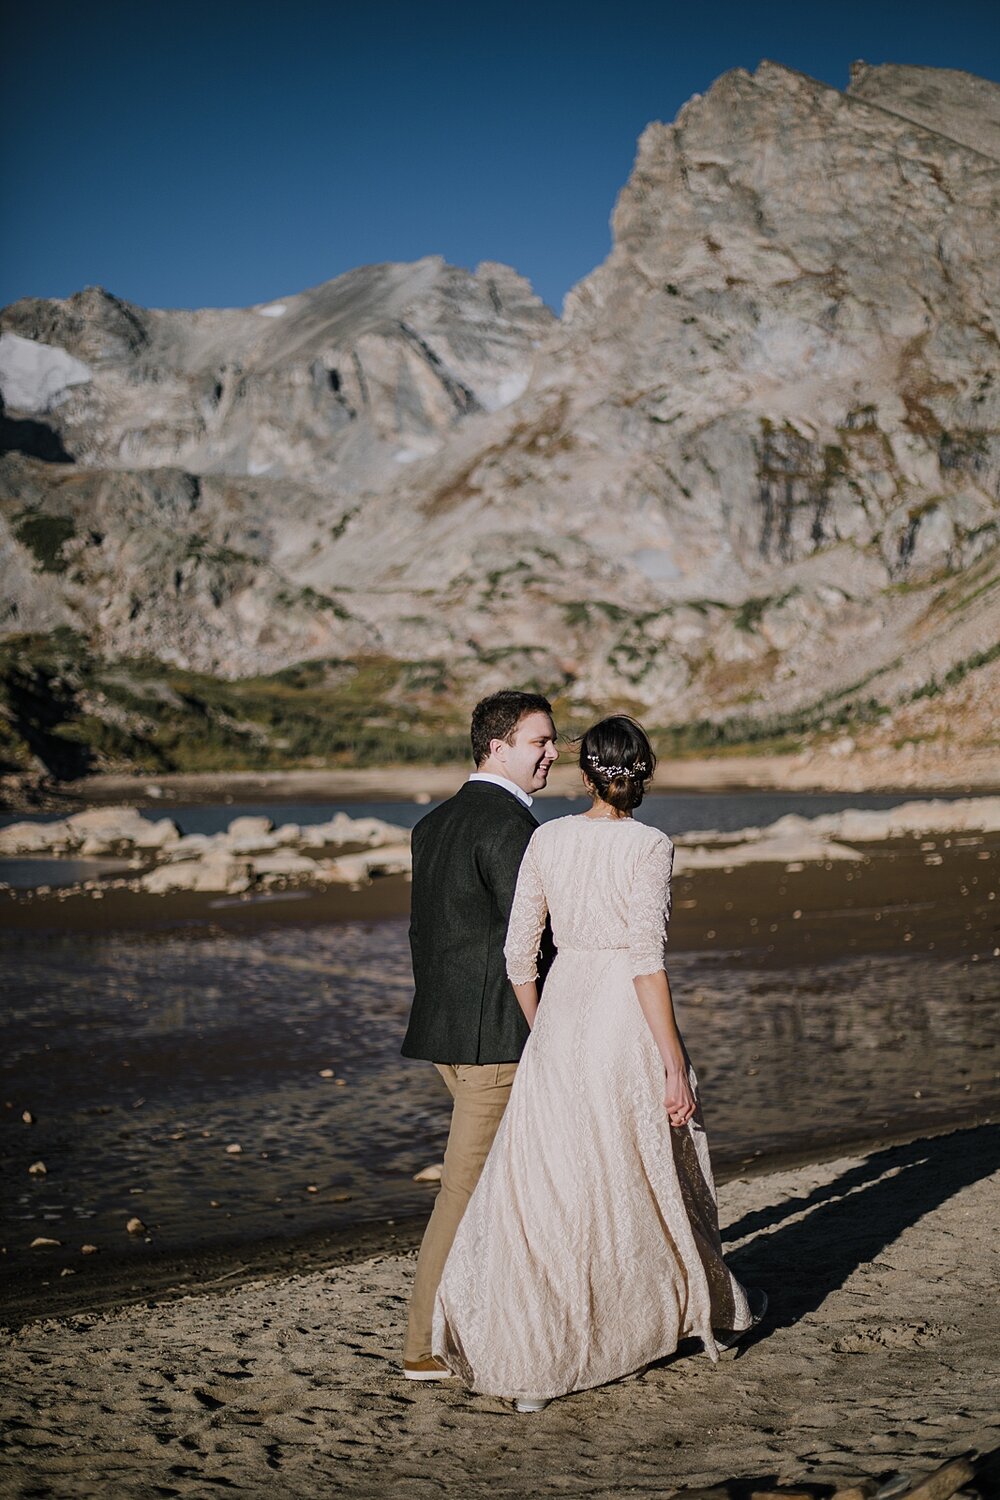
left=664, top=1068, right=696, bottom=1129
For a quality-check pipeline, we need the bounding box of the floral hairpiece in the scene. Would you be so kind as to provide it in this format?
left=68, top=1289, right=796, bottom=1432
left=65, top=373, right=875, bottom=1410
left=586, top=754, right=649, bottom=781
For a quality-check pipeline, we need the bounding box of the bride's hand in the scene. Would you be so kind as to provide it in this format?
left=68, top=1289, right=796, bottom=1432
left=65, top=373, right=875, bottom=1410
left=664, top=1068, right=696, bottom=1128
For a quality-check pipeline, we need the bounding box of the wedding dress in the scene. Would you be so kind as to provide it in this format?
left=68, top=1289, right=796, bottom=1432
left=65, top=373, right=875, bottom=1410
left=432, top=814, right=754, bottom=1400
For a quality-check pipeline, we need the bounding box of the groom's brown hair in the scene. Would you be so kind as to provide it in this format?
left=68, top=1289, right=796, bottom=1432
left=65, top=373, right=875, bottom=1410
left=471, top=690, right=554, bottom=766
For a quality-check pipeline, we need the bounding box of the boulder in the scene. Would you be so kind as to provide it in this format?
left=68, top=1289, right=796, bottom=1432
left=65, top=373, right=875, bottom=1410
left=249, top=852, right=319, bottom=877
left=300, top=814, right=410, bottom=850
left=163, top=833, right=215, bottom=861
left=64, top=806, right=179, bottom=852
left=225, top=816, right=275, bottom=840
left=318, top=843, right=413, bottom=884
left=140, top=853, right=252, bottom=894
left=0, top=820, right=73, bottom=855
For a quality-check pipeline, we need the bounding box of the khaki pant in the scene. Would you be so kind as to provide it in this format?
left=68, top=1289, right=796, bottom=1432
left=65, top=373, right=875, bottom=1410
left=403, top=1061, right=517, bottom=1362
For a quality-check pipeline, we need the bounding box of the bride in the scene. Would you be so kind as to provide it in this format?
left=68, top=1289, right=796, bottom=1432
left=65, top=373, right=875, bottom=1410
left=432, top=715, right=764, bottom=1410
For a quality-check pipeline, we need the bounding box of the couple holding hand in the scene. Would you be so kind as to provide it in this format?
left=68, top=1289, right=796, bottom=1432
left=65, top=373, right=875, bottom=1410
left=401, top=690, right=763, bottom=1412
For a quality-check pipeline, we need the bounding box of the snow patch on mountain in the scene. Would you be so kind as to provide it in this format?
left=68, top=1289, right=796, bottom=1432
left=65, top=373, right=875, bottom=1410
left=0, top=333, right=92, bottom=413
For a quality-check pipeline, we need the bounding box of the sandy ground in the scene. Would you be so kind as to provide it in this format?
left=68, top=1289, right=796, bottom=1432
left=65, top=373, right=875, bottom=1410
left=1, top=1124, right=997, bottom=1499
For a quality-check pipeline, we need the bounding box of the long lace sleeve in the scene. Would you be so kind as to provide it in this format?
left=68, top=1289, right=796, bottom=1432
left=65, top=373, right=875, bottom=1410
left=627, top=835, right=674, bottom=979
left=504, top=834, right=549, bottom=985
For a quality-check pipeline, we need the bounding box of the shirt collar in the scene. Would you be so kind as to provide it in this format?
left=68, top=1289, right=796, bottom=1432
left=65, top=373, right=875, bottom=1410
left=468, top=771, right=533, bottom=808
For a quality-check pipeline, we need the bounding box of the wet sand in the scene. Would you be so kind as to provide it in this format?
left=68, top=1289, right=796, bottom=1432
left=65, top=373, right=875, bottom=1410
left=2, top=802, right=998, bottom=1496
left=2, top=830, right=998, bottom=1332
left=1, top=1124, right=997, bottom=1498
left=4, top=824, right=998, bottom=950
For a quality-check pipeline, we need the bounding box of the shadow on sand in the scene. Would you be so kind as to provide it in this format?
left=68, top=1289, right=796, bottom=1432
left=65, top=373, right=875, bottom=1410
left=723, top=1123, right=1000, bottom=1337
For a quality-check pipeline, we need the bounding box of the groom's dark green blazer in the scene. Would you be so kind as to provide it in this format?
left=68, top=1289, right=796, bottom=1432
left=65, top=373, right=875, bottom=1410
left=402, top=779, right=544, bottom=1065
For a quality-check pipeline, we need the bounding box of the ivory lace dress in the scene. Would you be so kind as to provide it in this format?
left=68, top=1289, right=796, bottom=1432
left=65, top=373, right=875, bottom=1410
left=432, top=814, right=753, bottom=1400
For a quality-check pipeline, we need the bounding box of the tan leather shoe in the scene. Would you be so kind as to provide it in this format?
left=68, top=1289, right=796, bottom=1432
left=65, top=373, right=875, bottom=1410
left=403, top=1356, right=453, bottom=1381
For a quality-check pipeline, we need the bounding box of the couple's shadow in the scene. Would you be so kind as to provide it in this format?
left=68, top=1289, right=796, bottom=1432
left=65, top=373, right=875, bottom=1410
left=722, top=1122, right=1000, bottom=1341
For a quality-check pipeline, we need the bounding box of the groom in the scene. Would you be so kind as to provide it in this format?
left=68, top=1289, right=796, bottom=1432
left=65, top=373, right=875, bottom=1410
left=400, top=689, right=558, bottom=1378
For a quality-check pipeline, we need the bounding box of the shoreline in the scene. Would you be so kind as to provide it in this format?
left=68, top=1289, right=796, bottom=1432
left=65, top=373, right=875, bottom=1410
left=4, top=819, right=997, bottom=1340
left=3, top=1110, right=995, bottom=1335
left=5, top=755, right=1000, bottom=815
left=3, top=827, right=996, bottom=955
left=2, top=1120, right=997, bottom=1497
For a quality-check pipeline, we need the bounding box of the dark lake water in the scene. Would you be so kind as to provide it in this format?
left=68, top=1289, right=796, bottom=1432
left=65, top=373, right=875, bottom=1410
left=3, top=919, right=998, bottom=1292
left=2, top=789, right=997, bottom=1308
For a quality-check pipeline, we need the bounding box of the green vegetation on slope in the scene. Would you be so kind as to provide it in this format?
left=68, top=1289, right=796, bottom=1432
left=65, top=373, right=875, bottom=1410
left=0, top=633, right=470, bottom=778
left=2, top=630, right=996, bottom=782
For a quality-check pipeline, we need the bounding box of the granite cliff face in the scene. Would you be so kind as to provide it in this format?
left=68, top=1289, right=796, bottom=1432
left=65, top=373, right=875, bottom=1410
left=1, top=60, right=998, bottom=758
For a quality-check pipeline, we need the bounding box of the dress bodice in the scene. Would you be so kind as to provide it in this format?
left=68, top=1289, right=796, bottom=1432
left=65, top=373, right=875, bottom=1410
left=504, top=815, right=674, bottom=983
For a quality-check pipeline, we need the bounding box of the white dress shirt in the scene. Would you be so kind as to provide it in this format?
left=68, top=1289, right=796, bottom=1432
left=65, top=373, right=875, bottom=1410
left=468, top=772, right=533, bottom=809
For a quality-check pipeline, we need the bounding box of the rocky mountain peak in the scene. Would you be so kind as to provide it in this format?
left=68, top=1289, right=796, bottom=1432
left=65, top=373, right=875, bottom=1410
left=1, top=61, right=997, bottom=757
left=847, top=60, right=1000, bottom=161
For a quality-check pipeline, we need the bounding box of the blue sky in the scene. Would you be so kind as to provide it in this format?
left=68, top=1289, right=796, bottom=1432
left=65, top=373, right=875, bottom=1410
left=2, top=0, right=998, bottom=313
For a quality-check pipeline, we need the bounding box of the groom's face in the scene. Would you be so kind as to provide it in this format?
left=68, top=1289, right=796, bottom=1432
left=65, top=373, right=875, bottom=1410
left=494, top=711, right=559, bottom=795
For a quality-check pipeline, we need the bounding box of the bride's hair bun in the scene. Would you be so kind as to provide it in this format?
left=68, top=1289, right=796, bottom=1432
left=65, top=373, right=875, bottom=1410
left=579, top=716, right=656, bottom=813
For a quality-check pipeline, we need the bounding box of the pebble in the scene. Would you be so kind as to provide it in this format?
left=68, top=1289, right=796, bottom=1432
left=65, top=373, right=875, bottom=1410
left=22, top=1110, right=34, bottom=1125
left=81, top=1244, right=98, bottom=1255
left=319, top=1068, right=335, bottom=1078
left=28, top=1161, right=47, bottom=1176
left=30, top=1237, right=61, bottom=1249
left=126, top=1217, right=146, bottom=1234
left=225, top=1144, right=242, bottom=1154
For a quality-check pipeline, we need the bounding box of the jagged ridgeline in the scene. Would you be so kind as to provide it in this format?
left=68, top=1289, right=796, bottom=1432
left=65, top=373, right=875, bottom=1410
left=1, top=61, right=998, bottom=775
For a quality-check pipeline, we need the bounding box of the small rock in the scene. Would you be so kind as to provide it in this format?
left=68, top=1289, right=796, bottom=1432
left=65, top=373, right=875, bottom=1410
left=28, top=1160, right=47, bottom=1175
left=334, top=1078, right=347, bottom=1088
left=413, top=1163, right=444, bottom=1183
left=332, top=1192, right=352, bottom=1203
left=225, top=1143, right=242, bottom=1155
left=318, top=1068, right=335, bottom=1078
left=30, top=1236, right=61, bottom=1248
left=81, top=1244, right=99, bottom=1255
left=307, top=1184, right=319, bottom=1194
left=22, top=1109, right=34, bottom=1125
left=60, top=1267, right=76, bottom=1277
left=126, top=1217, right=146, bottom=1234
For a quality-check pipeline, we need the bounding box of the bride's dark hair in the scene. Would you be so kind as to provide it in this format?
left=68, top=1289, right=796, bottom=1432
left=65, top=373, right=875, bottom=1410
left=579, top=716, right=655, bottom=813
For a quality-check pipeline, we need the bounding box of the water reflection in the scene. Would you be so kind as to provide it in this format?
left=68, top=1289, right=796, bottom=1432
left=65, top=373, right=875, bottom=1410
left=2, top=920, right=997, bottom=1281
